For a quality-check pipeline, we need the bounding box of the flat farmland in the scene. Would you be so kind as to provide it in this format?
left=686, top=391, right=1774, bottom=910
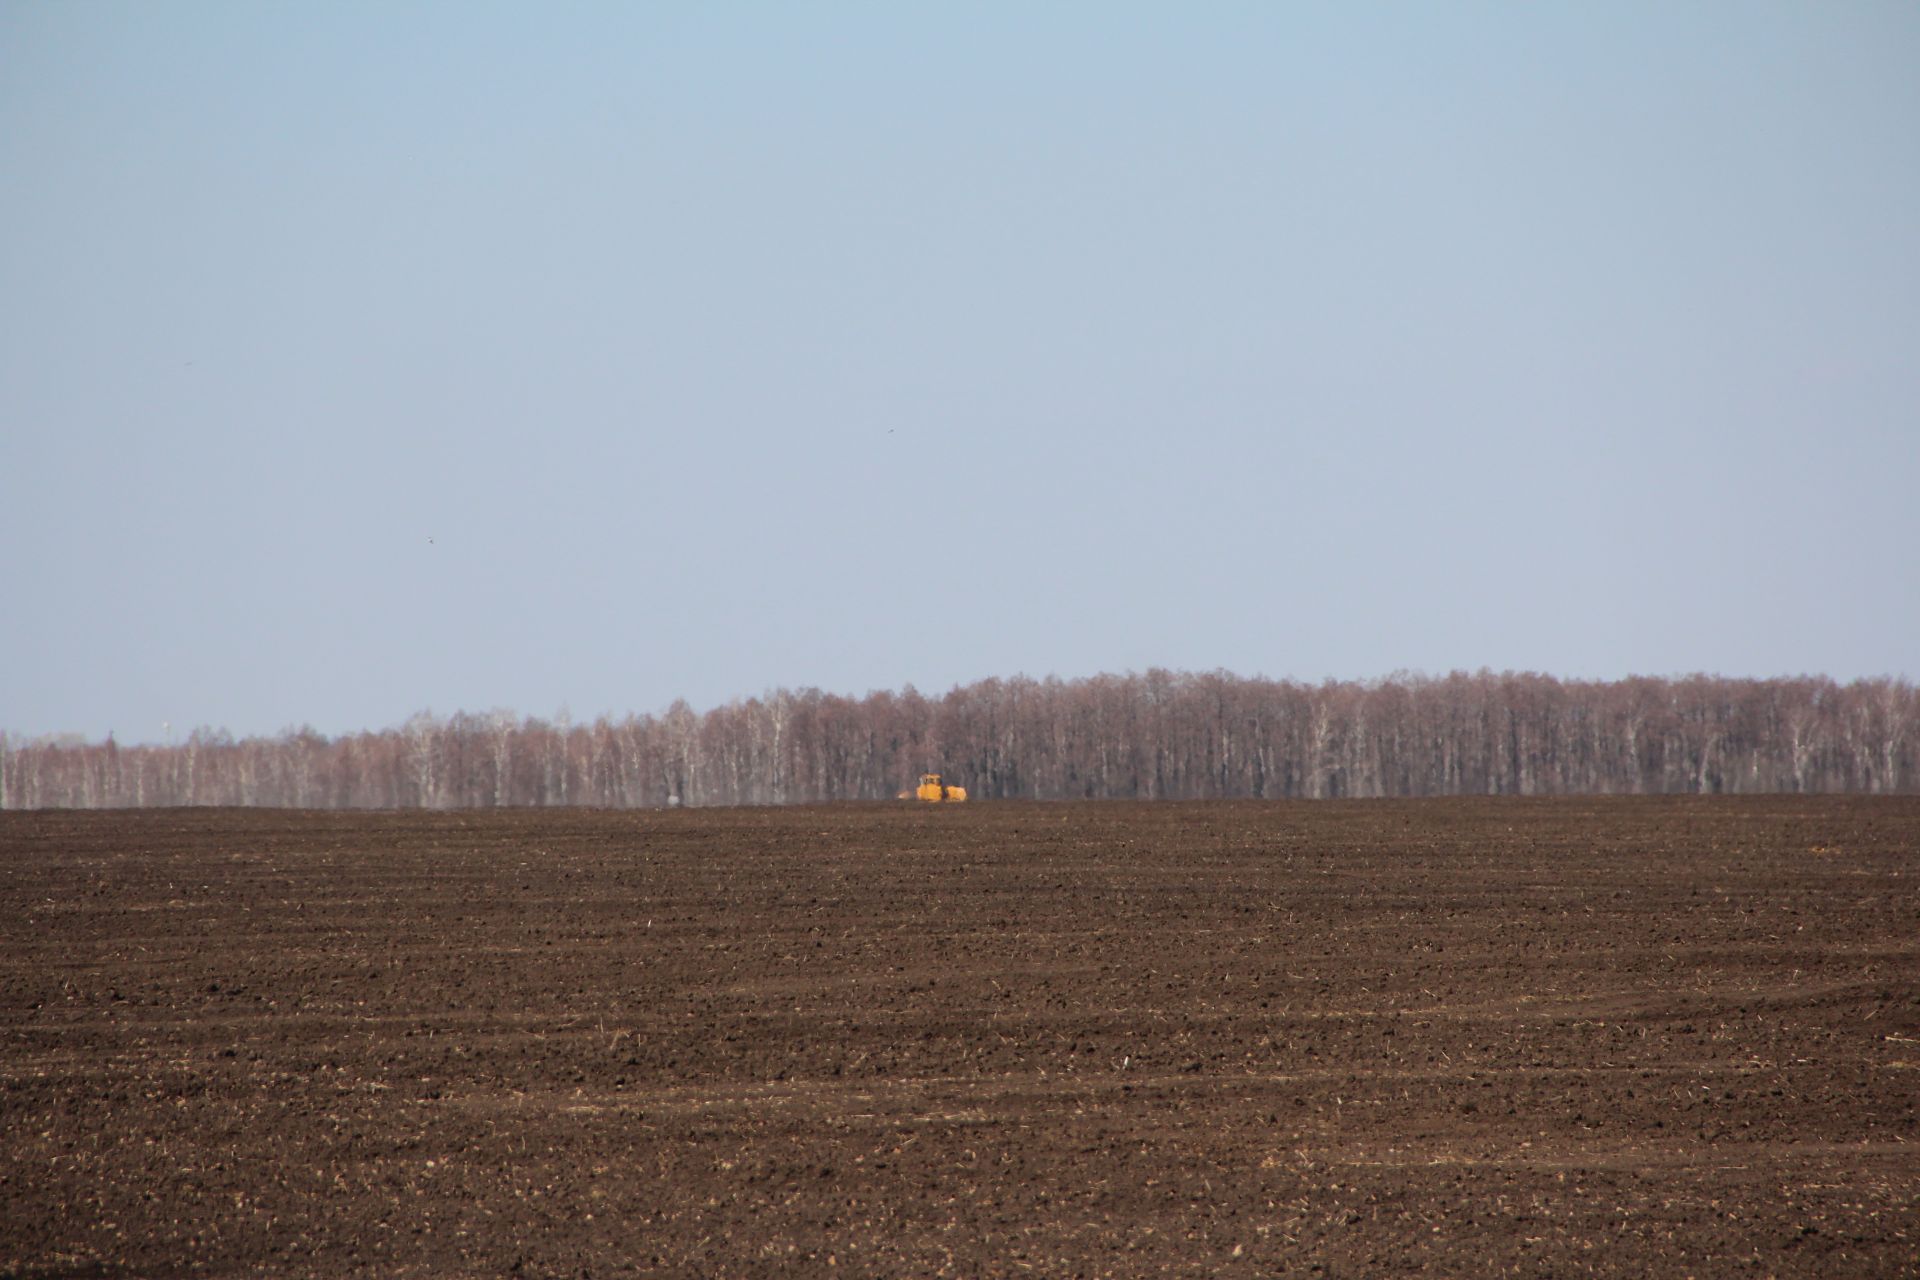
left=3, top=798, right=1916, bottom=1278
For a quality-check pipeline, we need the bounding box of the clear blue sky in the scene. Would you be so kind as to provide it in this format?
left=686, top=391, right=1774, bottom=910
left=4, top=2, right=1916, bottom=743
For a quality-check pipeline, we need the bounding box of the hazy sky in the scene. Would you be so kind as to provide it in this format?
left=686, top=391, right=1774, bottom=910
left=4, top=3, right=1916, bottom=743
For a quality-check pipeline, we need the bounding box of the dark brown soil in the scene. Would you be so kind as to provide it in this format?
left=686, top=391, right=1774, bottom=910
left=3, top=798, right=1917, bottom=1277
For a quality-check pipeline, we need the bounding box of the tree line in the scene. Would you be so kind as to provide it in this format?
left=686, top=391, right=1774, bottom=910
left=2, top=670, right=1913, bottom=810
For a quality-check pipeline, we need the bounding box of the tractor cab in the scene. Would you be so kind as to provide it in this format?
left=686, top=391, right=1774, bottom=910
left=904, top=772, right=967, bottom=802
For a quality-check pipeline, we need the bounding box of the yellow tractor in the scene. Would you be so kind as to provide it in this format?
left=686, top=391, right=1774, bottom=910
left=899, top=772, right=967, bottom=802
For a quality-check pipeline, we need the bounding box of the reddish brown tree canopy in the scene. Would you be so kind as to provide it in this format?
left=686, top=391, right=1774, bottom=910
left=3, top=671, right=1912, bottom=809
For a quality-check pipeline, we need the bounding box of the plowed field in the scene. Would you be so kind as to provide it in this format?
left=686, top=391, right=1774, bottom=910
left=3, top=798, right=1917, bottom=1277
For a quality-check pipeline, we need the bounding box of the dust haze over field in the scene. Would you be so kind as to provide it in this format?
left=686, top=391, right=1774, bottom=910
left=4, top=798, right=1917, bottom=1277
